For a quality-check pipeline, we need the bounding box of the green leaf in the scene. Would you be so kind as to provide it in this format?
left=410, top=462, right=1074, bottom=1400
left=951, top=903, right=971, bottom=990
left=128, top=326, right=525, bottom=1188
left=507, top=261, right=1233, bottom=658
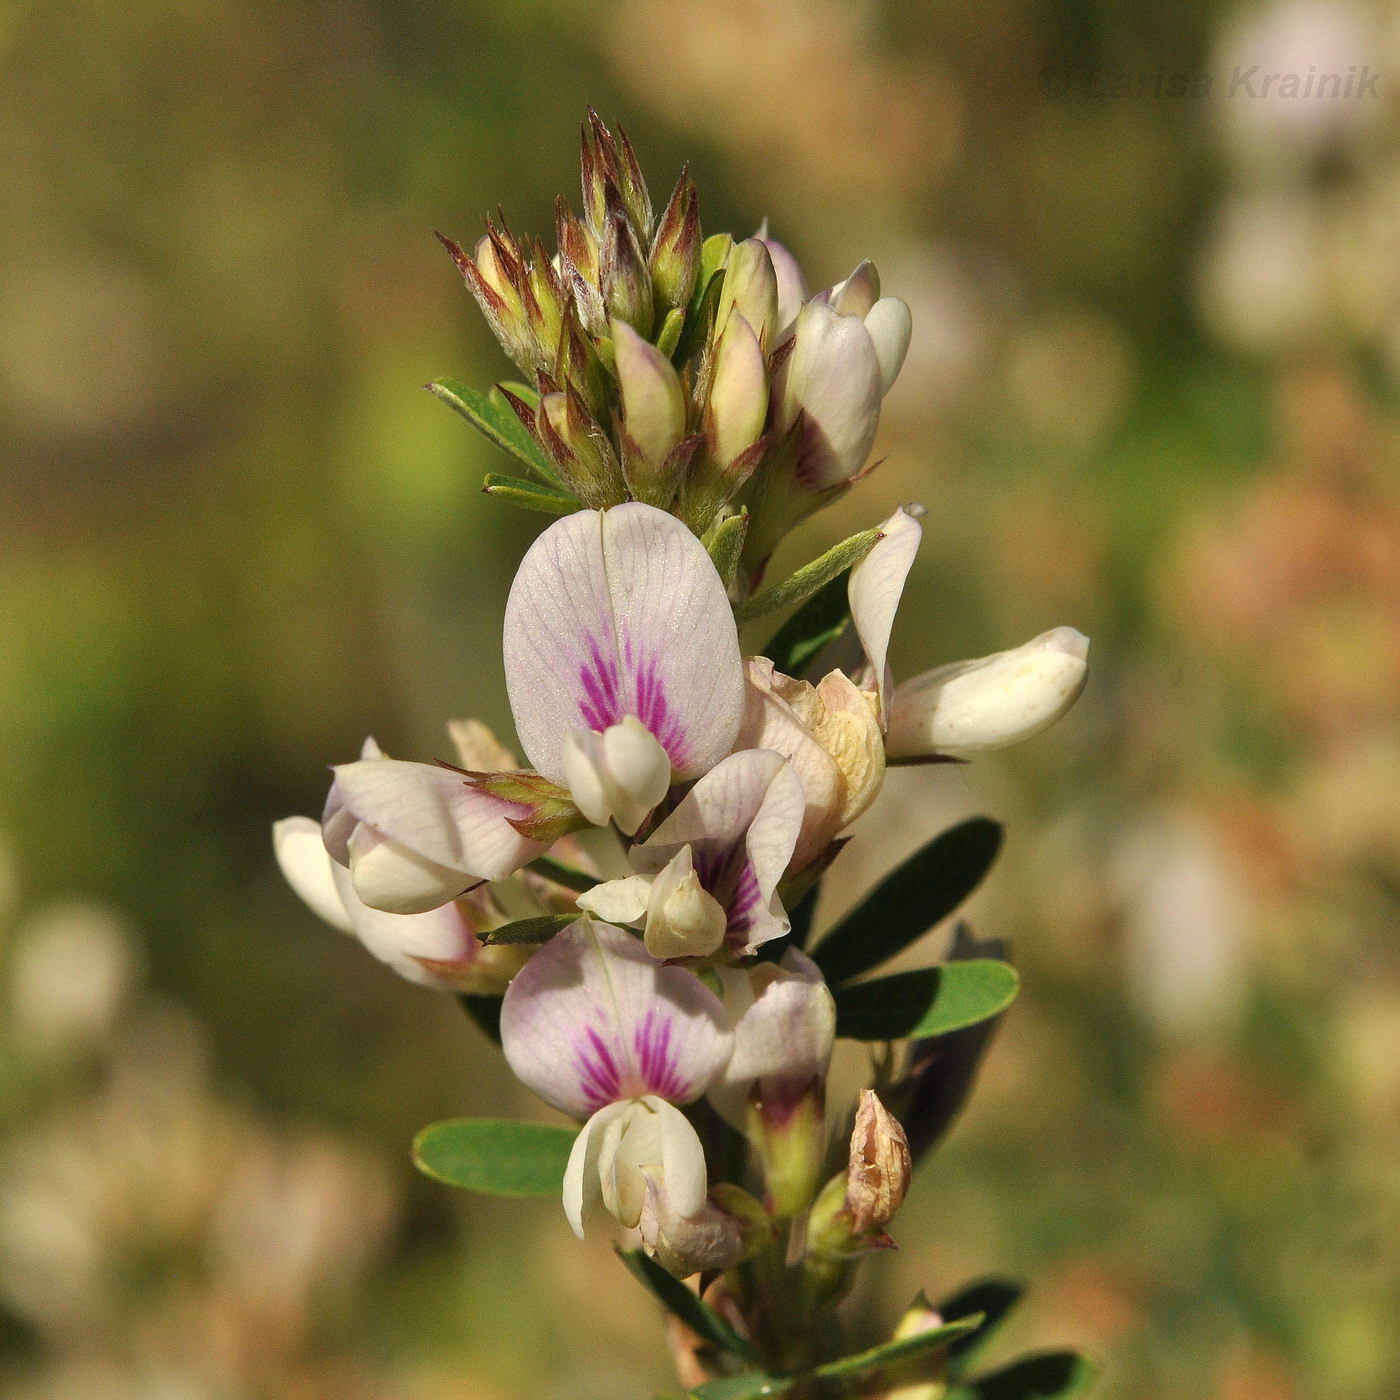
left=477, top=912, right=578, bottom=945
left=526, top=855, right=598, bottom=894
left=833, top=960, right=1019, bottom=1041
left=615, top=1248, right=760, bottom=1365
left=952, top=1351, right=1098, bottom=1400
left=413, top=1118, right=577, bottom=1197
left=811, top=1315, right=983, bottom=1386
left=482, top=472, right=579, bottom=516
left=939, top=1279, right=1026, bottom=1379
left=763, top=569, right=851, bottom=677
left=429, top=378, right=559, bottom=484
left=812, top=818, right=1004, bottom=984
left=689, top=1375, right=789, bottom=1399
left=734, top=528, right=882, bottom=624
left=457, top=993, right=502, bottom=1044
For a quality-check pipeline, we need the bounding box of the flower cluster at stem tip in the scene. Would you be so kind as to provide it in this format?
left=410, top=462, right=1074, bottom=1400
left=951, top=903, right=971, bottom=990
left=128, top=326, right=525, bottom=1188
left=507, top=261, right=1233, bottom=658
left=273, top=112, right=1091, bottom=1284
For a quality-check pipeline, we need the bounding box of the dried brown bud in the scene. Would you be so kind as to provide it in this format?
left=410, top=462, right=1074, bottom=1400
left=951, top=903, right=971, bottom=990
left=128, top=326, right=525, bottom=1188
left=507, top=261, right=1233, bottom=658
left=845, top=1089, right=912, bottom=1236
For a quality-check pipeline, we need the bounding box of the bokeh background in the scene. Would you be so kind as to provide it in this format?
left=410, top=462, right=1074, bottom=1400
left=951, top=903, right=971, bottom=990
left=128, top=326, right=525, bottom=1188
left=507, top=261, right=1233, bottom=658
left=2, top=1, right=1399, bottom=1396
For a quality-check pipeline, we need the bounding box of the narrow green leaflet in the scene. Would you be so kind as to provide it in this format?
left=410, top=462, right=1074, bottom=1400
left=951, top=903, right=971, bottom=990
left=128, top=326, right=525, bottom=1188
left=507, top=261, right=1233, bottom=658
left=428, top=377, right=559, bottom=484
left=812, top=818, right=1004, bottom=985
left=811, top=1314, right=983, bottom=1386
left=526, top=854, right=598, bottom=893
left=763, top=569, right=852, bottom=677
left=734, top=528, right=881, bottom=624
left=616, top=1248, right=760, bottom=1366
left=482, top=473, right=579, bottom=516
left=938, top=1279, right=1026, bottom=1379
left=688, top=1375, right=790, bottom=1399
left=477, top=912, right=578, bottom=945
left=949, top=1351, right=1098, bottom=1400
left=457, top=993, right=502, bottom=1044
left=413, top=1118, right=577, bottom=1197
left=833, top=960, right=1019, bottom=1042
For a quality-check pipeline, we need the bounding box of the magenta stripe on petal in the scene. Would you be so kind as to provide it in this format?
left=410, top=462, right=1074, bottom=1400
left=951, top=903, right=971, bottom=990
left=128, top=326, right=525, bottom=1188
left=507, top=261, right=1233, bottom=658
left=577, top=1026, right=624, bottom=1111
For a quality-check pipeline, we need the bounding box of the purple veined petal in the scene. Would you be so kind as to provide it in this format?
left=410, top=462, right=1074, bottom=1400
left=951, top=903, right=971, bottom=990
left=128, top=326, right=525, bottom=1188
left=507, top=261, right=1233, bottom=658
left=503, top=504, right=744, bottom=783
left=273, top=817, right=354, bottom=933
left=848, top=505, right=924, bottom=726
left=328, top=758, right=546, bottom=913
left=633, top=749, right=805, bottom=954
left=500, top=919, right=732, bottom=1120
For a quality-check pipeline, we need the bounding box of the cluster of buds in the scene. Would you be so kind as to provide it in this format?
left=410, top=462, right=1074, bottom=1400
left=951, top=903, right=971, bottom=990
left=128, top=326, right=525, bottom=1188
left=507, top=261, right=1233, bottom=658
left=437, top=111, right=912, bottom=585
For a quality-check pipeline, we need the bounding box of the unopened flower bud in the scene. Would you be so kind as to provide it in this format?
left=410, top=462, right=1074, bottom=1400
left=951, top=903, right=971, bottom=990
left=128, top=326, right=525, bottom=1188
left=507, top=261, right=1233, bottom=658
left=438, top=230, right=535, bottom=371
left=755, top=231, right=809, bottom=344
left=828, top=259, right=881, bottom=317
left=716, top=238, right=780, bottom=348
left=538, top=387, right=626, bottom=508
left=602, top=210, right=654, bottom=333
left=650, top=170, right=701, bottom=315
left=773, top=299, right=883, bottom=492
left=612, top=319, right=687, bottom=503
left=864, top=296, right=913, bottom=396
left=560, top=716, right=672, bottom=835
left=880, top=1293, right=952, bottom=1400
left=714, top=950, right=835, bottom=1216
left=845, top=1089, right=912, bottom=1236
left=886, top=627, right=1090, bottom=762
left=706, top=312, right=768, bottom=469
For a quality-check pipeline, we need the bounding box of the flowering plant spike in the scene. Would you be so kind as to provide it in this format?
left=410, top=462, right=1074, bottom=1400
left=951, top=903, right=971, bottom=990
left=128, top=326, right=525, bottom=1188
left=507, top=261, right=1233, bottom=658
left=274, top=112, right=1096, bottom=1397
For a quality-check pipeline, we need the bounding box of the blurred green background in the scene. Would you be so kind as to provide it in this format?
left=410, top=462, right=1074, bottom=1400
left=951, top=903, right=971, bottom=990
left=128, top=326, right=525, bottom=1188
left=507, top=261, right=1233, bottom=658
left=2, top=1, right=1398, bottom=1396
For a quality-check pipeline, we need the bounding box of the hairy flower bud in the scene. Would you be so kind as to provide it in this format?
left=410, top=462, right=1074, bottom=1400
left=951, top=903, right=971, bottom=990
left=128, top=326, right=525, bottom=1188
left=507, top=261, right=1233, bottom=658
left=886, top=627, right=1090, bottom=761
left=438, top=230, right=536, bottom=371
left=612, top=318, right=687, bottom=504
left=706, top=312, right=768, bottom=469
left=538, top=386, right=626, bottom=508
left=845, top=1089, right=912, bottom=1236
left=560, top=716, right=672, bottom=835
left=602, top=209, right=654, bottom=334
left=650, top=170, right=701, bottom=315
left=716, top=238, right=780, bottom=348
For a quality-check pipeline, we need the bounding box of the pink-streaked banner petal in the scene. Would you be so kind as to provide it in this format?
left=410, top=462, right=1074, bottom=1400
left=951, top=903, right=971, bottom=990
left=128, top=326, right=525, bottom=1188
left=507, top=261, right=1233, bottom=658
left=504, top=504, right=745, bottom=784
left=849, top=505, right=924, bottom=726
left=501, top=920, right=732, bottom=1121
